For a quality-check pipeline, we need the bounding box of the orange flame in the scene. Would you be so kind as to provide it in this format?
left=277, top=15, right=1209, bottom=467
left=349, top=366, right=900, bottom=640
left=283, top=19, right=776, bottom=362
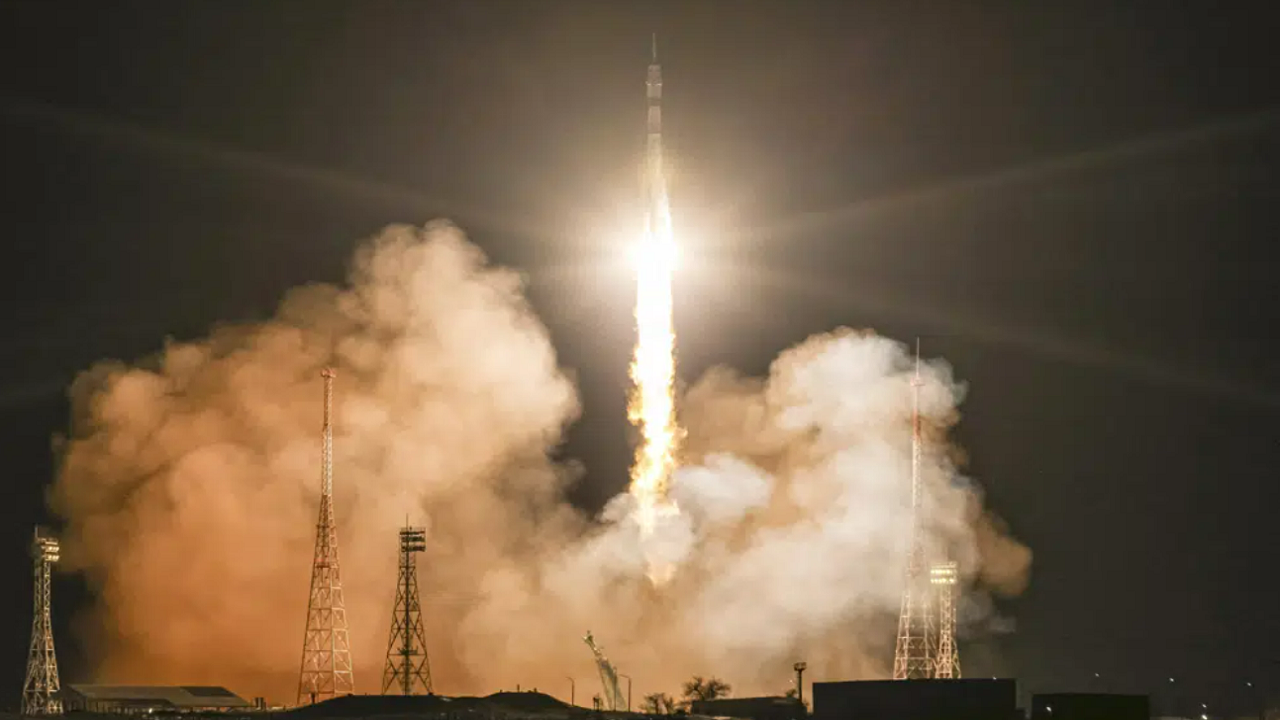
left=628, top=178, right=681, bottom=583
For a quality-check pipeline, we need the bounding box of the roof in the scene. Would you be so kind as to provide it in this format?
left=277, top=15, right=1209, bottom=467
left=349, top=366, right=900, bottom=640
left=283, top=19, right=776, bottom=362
left=690, top=697, right=806, bottom=719
left=693, top=697, right=804, bottom=706
left=64, top=685, right=251, bottom=708
left=286, top=692, right=575, bottom=718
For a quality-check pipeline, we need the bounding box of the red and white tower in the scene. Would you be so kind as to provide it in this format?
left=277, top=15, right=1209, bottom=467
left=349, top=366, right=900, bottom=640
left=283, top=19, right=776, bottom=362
left=892, top=342, right=936, bottom=679
left=297, top=367, right=355, bottom=704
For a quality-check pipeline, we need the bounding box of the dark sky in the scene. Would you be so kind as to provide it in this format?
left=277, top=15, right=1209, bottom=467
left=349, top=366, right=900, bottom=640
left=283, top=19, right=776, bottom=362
left=2, top=0, right=1278, bottom=714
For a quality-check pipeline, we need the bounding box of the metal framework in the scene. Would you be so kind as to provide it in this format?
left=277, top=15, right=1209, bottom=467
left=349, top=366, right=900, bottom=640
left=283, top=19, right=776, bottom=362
left=22, top=527, right=62, bottom=715
left=381, top=526, right=433, bottom=695
left=893, top=343, right=937, bottom=679
left=931, top=561, right=961, bottom=679
left=297, top=368, right=355, bottom=705
left=583, top=632, right=626, bottom=711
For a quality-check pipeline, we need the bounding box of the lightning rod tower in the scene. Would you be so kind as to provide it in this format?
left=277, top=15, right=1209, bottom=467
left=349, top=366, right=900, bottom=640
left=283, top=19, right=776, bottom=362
left=22, top=527, right=62, bottom=715
left=893, top=341, right=937, bottom=679
left=381, top=525, right=433, bottom=695
left=931, top=560, right=961, bottom=678
left=297, top=367, right=355, bottom=705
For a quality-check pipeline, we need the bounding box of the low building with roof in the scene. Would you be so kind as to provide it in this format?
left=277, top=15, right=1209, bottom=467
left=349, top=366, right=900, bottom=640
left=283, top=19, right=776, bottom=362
left=61, top=685, right=252, bottom=714
left=689, top=696, right=806, bottom=720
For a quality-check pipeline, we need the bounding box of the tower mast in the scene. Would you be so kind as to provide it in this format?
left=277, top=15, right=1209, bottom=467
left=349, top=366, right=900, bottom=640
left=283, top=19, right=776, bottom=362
left=22, top=527, right=62, bottom=715
left=893, top=341, right=936, bottom=679
left=381, top=525, right=433, bottom=695
left=298, top=367, right=355, bottom=705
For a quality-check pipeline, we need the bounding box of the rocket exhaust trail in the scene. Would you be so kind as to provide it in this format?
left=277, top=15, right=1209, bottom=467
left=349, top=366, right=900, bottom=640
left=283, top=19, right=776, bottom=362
left=628, top=35, right=681, bottom=582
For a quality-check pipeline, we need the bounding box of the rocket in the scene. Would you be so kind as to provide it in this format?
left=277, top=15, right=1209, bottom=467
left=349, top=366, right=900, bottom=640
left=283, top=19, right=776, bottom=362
left=645, top=34, right=665, bottom=222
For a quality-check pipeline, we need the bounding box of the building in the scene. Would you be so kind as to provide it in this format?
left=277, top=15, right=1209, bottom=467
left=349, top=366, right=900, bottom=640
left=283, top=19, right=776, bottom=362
left=690, top=696, right=806, bottom=720
left=813, top=679, right=1018, bottom=720
left=1032, top=693, right=1149, bottom=720
left=61, top=685, right=252, bottom=714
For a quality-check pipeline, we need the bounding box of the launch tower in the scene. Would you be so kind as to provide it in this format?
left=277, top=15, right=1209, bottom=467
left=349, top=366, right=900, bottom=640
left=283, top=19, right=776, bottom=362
left=584, top=631, right=626, bottom=711
left=381, top=525, right=433, bottom=695
left=22, top=527, right=62, bottom=715
left=892, top=343, right=937, bottom=679
left=297, top=367, right=355, bottom=704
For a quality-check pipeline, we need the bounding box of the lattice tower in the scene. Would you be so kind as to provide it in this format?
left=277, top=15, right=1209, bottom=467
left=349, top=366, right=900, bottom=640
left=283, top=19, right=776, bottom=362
left=931, top=560, right=961, bottom=678
left=22, top=527, right=62, bottom=715
left=583, top=632, right=626, bottom=711
left=297, top=367, right=354, bottom=705
left=893, top=343, right=937, bottom=679
left=381, top=526, right=433, bottom=695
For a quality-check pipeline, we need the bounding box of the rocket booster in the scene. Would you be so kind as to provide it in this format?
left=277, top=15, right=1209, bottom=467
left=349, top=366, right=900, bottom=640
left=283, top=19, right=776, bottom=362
left=645, top=34, right=665, bottom=217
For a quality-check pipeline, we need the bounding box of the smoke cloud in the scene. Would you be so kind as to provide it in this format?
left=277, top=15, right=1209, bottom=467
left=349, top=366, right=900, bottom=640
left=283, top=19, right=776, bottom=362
left=52, top=221, right=1030, bottom=704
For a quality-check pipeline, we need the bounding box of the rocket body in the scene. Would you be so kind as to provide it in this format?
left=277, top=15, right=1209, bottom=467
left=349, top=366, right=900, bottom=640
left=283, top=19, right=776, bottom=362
left=645, top=38, right=665, bottom=228
left=628, top=34, right=680, bottom=561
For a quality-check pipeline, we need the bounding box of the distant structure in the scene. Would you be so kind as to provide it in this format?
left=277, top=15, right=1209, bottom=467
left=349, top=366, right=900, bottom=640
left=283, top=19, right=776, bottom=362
left=22, top=527, right=62, bottom=715
left=583, top=631, right=626, bottom=711
left=381, top=525, right=434, bottom=695
left=691, top=697, right=806, bottom=720
left=931, top=561, right=960, bottom=678
left=893, top=342, right=937, bottom=679
left=298, top=367, right=355, bottom=704
left=62, top=686, right=251, bottom=714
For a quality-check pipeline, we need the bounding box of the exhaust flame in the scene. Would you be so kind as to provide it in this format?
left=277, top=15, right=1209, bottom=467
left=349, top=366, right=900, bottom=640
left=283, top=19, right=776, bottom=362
left=628, top=180, right=682, bottom=581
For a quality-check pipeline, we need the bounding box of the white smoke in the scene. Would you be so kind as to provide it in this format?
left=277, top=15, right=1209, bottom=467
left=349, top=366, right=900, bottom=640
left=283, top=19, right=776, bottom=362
left=671, top=454, right=774, bottom=526
left=52, top=221, right=1030, bottom=703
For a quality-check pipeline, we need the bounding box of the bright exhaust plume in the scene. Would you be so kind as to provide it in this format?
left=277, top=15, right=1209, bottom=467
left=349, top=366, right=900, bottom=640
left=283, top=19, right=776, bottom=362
left=628, top=187, right=683, bottom=582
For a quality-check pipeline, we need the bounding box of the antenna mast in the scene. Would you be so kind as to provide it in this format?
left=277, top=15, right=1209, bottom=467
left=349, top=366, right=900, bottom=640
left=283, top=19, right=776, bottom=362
left=893, top=340, right=937, bottom=679
left=22, top=527, right=62, bottom=715
left=382, top=525, right=434, bottom=695
left=298, top=367, right=355, bottom=704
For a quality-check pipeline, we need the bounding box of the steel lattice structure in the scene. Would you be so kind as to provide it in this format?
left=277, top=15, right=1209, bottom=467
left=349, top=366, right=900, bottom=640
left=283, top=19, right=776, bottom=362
left=22, top=527, right=62, bottom=715
left=893, top=345, right=937, bottom=680
left=297, top=368, right=355, bottom=705
left=931, top=561, right=961, bottom=679
left=381, top=526, right=433, bottom=695
left=583, top=632, right=626, bottom=711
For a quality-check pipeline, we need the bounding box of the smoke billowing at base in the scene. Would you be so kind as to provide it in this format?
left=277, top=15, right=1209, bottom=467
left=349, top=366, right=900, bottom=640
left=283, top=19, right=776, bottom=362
left=52, top=221, right=1031, bottom=703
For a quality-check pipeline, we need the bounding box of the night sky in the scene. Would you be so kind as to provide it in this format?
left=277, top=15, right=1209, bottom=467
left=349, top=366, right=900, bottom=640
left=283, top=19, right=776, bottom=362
left=2, top=1, right=1277, bottom=715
